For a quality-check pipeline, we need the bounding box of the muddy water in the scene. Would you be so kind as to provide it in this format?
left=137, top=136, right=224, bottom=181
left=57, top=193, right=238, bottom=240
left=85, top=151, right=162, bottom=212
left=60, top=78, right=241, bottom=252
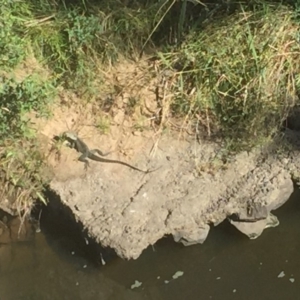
left=1, top=190, right=300, bottom=300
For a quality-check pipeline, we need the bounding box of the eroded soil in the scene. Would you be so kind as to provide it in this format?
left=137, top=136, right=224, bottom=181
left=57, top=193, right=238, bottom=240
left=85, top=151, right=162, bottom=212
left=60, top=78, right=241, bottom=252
left=6, top=59, right=300, bottom=260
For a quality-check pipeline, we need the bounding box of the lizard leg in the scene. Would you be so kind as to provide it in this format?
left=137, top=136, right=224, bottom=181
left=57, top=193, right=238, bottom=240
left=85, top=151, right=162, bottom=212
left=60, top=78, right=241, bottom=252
left=90, top=149, right=112, bottom=157
left=78, top=154, right=90, bottom=170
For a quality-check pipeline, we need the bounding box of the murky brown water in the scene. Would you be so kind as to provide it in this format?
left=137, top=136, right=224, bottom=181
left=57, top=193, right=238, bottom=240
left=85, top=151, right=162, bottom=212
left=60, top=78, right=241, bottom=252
left=0, top=189, right=300, bottom=300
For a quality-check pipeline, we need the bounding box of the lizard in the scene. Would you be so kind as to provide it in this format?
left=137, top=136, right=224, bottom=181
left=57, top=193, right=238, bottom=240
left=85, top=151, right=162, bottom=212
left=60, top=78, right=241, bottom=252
left=61, top=131, right=159, bottom=173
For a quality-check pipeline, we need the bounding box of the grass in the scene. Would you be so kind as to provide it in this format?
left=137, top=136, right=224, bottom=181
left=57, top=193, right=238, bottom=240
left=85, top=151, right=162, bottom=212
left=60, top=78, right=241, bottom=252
left=0, top=138, right=50, bottom=214
left=0, top=74, right=56, bottom=214
left=96, top=115, right=111, bottom=134
left=23, top=0, right=170, bottom=95
left=2, top=0, right=300, bottom=214
left=158, top=2, right=300, bottom=151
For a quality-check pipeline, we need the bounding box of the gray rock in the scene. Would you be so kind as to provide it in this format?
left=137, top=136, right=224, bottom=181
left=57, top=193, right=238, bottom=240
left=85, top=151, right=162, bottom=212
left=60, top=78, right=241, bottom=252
left=47, top=128, right=298, bottom=259
left=172, top=225, right=210, bottom=246
left=229, top=212, right=279, bottom=239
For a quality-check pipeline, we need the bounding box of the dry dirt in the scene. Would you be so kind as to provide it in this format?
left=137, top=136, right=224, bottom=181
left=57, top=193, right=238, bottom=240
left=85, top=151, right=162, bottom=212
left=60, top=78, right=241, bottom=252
left=46, top=120, right=296, bottom=259
left=45, top=129, right=297, bottom=258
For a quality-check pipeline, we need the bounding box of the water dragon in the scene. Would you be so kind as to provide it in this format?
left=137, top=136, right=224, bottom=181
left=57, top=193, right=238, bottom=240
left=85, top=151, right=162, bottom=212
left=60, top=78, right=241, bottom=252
left=62, top=131, right=158, bottom=174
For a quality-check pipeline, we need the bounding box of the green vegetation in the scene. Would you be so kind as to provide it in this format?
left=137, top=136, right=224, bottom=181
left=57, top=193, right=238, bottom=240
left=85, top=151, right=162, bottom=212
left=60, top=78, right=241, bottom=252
left=0, top=76, right=56, bottom=212
left=1, top=0, right=300, bottom=212
left=160, top=3, right=300, bottom=150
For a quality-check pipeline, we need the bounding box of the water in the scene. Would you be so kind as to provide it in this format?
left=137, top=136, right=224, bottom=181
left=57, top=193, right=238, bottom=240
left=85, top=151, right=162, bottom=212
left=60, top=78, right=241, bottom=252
left=0, top=189, right=300, bottom=300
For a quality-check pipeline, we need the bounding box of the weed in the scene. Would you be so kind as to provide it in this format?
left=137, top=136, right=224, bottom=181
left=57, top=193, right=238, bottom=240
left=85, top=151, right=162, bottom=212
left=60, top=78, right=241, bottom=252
left=0, top=76, right=56, bottom=139
left=160, top=3, right=300, bottom=150
left=0, top=74, right=56, bottom=213
left=96, top=115, right=111, bottom=134
left=0, top=1, right=31, bottom=69
left=0, top=138, right=51, bottom=214
left=23, top=0, right=171, bottom=96
left=125, top=96, right=140, bottom=116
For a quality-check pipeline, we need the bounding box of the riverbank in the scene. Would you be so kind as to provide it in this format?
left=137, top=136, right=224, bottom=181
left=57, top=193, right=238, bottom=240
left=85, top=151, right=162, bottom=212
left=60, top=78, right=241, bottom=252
left=1, top=1, right=300, bottom=259
left=44, top=117, right=299, bottom=259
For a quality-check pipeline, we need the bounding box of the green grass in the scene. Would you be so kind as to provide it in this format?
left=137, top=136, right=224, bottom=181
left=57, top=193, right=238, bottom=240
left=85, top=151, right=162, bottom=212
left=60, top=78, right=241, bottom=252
left=0, top=74, right=56, bottom=213
left=0, top=76, right=56, bottom=139
left=159, top=2, right=300, bottom=150
left=0, top=138, right=49, bottom=211
left=21, top=0, right=170, bottom=95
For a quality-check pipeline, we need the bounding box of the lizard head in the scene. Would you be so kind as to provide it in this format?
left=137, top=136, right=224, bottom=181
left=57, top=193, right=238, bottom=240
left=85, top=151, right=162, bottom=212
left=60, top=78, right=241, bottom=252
left=62, top=131, right=78, bottom=141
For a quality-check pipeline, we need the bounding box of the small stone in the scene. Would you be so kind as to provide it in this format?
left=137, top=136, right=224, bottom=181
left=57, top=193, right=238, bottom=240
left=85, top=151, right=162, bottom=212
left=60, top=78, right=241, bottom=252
left=133, top=131, right=142, bottom=136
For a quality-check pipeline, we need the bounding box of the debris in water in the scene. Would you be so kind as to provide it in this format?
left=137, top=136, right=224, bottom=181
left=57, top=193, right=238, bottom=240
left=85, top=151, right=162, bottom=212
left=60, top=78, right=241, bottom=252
left=71, top=251, right=75, bottom=255
left=131, top=280, right=142, bottom=289
left=233, top=289, right=237, bottom=293
left=216, top=277, right=221, bottom=280
left=157, top=276, right=160, bottom=279
left=100, top=253, right=106, bottom=265
left=289, top=278, right=295, bottom=283
left=172, top=271, right=184, bottom=279
left=278, top=271, right=285, bottom=278
left=163, top=270, right=184, bottom=284
left=83, top=264, right=87, bottom=269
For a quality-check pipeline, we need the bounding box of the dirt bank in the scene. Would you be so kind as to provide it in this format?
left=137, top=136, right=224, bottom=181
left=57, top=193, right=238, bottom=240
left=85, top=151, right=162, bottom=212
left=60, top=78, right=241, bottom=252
left=7, top=58, right=298, bottom=260
left=44, top=114, right=299, bottom=259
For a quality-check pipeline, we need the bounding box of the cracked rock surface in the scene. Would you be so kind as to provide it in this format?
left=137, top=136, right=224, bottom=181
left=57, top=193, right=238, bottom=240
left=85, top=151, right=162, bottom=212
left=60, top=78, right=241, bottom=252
left=49, top=129, right=298, bottom=260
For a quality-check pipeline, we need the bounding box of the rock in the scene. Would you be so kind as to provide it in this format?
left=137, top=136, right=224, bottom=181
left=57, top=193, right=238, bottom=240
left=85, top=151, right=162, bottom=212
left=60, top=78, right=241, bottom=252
left=229, top=212, right=279, bottom=239
left=226, top=166, right=293, bottom=240
left=172, top=224, right=210, bottom=246
left=47, top=128, right=298, bottom=260
left=229, top=202, right=268, bottom=222
left=266, top=171, right=294, bottom=211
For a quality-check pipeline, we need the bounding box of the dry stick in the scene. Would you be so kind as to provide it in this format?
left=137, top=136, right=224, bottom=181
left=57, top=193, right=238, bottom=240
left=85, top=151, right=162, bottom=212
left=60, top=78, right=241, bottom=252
left=206, top=106, right=211, bottom=137
left=178, top=85, right=197, bottom=140
left=18, top=205, right=31, bottom=237
left=150, top=79, right=170, bottom=157
left=15, top=188, right=28, bottom=218
left=25, top=14, right=56, bottom=27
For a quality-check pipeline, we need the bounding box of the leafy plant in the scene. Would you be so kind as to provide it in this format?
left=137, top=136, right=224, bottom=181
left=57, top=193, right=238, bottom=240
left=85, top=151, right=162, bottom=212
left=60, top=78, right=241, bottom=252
left=0, top=1, right=31, bottom=69
left=0, top=76, right=56, bottom=139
